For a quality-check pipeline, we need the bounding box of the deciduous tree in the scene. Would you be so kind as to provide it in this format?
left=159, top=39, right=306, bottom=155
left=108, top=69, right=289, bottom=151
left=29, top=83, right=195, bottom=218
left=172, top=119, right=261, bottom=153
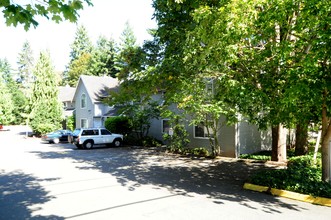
left=0, top=0, right=93, bottom=30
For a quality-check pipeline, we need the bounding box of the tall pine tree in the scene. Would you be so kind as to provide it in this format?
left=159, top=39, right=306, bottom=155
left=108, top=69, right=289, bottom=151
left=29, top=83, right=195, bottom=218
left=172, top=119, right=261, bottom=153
left=64, top=25, right=93, bottom=86
left=116, top=22, right=144, bottom=80
left=17, top=41, right=34, bottom=96
left=89, top=35, right=118, bottom=77
left=0, top=59, right=15, bottom=125
left=1, top=58, right=28, bottom=125
left=29, top=51, right=63, bottom=134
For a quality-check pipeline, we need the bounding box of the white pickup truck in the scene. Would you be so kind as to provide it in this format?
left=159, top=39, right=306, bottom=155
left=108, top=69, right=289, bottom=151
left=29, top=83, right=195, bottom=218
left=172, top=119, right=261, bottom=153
left=69, top=128, right=123, bottom=149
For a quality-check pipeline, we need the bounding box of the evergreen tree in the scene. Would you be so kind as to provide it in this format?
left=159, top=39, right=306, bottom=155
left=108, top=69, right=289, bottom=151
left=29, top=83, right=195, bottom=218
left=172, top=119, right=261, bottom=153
left=29, top=51, right=63, bottom=134
left=69, top=25, right=93, bottom=62
left=17, top=40, right=34, bottom=96
left=0, top=59, right=15, bottom=125
left=67, top=53, right=92, bottom=87
left=64, top=25, right=93, bottom=86
left=116, top=22, right=144, bottom=80
left=89, top=35, right=118, bottom=77
left=1, top=58, right=28, bottom=125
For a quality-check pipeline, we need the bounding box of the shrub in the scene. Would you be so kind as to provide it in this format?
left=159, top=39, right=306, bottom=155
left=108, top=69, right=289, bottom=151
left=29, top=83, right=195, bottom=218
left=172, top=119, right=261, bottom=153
left=248, top=154, right=331, bottom=198
left=164, top=123, right=190, bottom=154
left=141, top=136, right=162, bottom=147
left=105, top=116, right=131, bottom=135
left=66, top=115, right=75, bottom=131
left=31, top=123, right=58, bottom=136
left=239, top=151, right=272, bottom=160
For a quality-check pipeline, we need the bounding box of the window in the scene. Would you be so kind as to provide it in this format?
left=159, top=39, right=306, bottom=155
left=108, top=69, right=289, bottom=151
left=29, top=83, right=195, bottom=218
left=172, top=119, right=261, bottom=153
left=162, top=119, right=170, bottom=134
left=205, top=78, right=214, bottom=97
left=81, top=119, right=88, bottom=128
left=82, top=129, right=99, bottom=136
left=194, top=122, right=214, bottom=139
left=101, top=129, right=111, bottom=135
left=81, top=93, right=87, bottom=109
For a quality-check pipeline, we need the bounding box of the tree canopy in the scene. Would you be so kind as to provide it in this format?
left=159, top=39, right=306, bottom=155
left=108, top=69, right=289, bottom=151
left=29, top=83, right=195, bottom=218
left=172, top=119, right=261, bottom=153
left=0, top=0, right=93, bottom=30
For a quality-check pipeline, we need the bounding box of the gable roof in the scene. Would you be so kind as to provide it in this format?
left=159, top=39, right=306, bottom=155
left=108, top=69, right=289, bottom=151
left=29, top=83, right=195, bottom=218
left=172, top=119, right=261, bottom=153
left=59, top=85, right=76, bottom=102
left=73, top=75, right=119, bottom=103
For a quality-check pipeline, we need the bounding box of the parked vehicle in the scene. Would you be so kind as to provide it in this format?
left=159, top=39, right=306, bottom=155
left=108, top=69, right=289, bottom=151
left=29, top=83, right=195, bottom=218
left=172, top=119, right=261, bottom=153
left=68, top=128, right=123, bottom=149
left=41, top=130, right=73, bottom=144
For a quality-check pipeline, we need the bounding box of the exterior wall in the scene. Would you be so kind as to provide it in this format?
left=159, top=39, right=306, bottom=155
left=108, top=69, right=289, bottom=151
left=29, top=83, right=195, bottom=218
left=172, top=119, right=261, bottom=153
left=149, top=118, right=165, bottom=141
left=64, top=101, right=75, bottom=110
left=75, top=84, right=94, bottom=129
left=185, top=116, right=236, bottom=157
left=236, top=120, right=272, bottom=155
left=93, top=117, right=102, bottom=128
left=149, top=115, right=237, bottom=158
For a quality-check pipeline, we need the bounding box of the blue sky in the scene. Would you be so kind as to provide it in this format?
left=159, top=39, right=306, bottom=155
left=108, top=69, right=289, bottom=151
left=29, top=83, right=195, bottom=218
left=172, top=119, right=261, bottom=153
left=0, top=0, right=156, bottom=71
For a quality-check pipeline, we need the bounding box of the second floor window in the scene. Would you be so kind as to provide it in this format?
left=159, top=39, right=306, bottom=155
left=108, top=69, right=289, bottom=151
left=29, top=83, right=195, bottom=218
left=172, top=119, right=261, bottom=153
left=81, top=93, right=87, bottom=109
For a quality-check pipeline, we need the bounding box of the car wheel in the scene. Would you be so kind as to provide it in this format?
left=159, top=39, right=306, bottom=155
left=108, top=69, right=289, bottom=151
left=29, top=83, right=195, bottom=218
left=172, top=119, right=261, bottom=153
left=53, top=138, right=60, bottom=144
left=113, top=138, right=122, bottom=147
left=83, top=140, right=94, bottom=149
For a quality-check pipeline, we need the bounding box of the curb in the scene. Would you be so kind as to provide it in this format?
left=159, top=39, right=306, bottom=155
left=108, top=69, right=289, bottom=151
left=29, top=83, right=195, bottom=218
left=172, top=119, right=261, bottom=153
left=243, top=183, right=331, bottom=207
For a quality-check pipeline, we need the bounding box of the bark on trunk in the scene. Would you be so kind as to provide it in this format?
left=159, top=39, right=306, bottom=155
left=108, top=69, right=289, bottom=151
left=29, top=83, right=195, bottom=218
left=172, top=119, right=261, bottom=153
left=295, top=122, right=308, bottom=156
left=321, top=94, right=331, bottom=182
left=271, top=124, right=287, bottom=162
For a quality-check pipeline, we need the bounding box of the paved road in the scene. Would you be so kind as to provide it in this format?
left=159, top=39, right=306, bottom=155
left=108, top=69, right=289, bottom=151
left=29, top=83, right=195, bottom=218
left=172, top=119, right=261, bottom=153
left=0, top=126, right=330, bottom=219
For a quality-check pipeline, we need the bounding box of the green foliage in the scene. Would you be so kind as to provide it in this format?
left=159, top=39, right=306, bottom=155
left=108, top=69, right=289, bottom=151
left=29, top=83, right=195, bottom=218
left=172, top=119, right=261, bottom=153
left=122, top=101, right=161, bottom=139
left=248, top=154, right=331, bottom=198
left=29, top=51, right=62, bottom=134
left=116, top=22, right=145, bottom=81
left=66, top=115, right=75, bottom=131
left=1, top=58, right=29, bottom=125
left=17, top=41, right=34, bottom=95
left=163, top=115, right=190, bottom=153
left=89, top=36, right=118, bottom=77
left=0, top=59, right=15, bottom=125
left=104, top=116, right=131, bottom=135
left=123, top=135, right=162, bottom=147
left=64, top=25, right=93, bottom=86
left=141, top=136, right=162, bottom=147
left=166, top=145, right=210, bottom=158
left=239, top=153, right=271, bottom=161
left=66, top=53, right=92, bottom=86
left=1, top=0, right=93, bottom=30
left=32, top=123, right=58, bottom=136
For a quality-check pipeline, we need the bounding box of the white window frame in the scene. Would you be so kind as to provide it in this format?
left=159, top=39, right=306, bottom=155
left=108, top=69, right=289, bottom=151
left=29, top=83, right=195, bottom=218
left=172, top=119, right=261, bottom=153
left=81, top=93, right=87, bottom=109
left=81, top=118, right=88, bottom=128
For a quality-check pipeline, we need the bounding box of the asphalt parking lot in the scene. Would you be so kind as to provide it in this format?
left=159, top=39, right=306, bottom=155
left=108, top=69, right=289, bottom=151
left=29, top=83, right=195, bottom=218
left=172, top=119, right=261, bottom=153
left=0, top=126, right=330, bottom=219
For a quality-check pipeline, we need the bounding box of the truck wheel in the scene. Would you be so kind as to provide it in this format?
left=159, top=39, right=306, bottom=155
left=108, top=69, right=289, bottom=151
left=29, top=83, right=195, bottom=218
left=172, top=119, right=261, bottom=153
left=83, top=140, right=94, bottom=149
left=113, top=138, right=122, bottom=147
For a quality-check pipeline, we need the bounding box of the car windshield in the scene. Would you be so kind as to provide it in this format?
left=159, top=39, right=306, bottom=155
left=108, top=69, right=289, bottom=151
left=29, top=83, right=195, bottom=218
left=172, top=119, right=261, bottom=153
left=73, top=129, right=81, bottom=135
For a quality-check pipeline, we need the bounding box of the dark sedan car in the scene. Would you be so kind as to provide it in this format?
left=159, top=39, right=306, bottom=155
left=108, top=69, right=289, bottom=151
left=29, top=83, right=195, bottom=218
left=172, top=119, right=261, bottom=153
left=41, top=130, right=72, bottom=144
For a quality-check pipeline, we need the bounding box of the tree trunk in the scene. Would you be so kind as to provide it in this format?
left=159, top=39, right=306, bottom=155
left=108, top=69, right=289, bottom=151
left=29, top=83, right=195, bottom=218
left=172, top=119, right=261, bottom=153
left=271, top=124, right=287, bottom=162
left=295, top=122, right=308, bottom=156
left=321, top=92, right=331, bottom=183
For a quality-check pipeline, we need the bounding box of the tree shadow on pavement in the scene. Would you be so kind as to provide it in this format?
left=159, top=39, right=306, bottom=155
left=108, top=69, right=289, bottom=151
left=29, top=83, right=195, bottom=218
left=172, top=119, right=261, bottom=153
left=31, top=145, right=308, bottom=214
left=0, top=170, right=64, bottom=220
